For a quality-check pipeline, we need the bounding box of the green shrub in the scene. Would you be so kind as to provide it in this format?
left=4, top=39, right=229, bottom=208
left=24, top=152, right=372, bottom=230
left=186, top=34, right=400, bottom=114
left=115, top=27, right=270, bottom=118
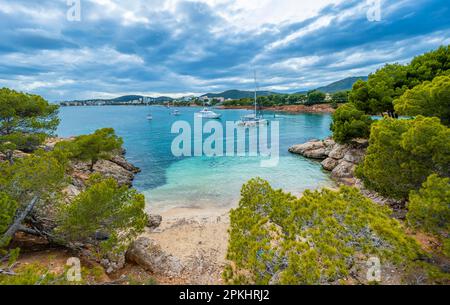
left=394, top=75, right=450, bottom=126
left=0, top=88, right=59, bottom=161
left=56, top=128, right=123, bottom=171
left=330, top=103, right=373, bottom=143
left=407, top=174, right=450, bottom=257
left=55, top=175, right=148, bottom=257
left=224, top=178, right=421, bottom=284
left=349, top=45, right=450, bottom=116
left=358, top=116, right=450, bottom=199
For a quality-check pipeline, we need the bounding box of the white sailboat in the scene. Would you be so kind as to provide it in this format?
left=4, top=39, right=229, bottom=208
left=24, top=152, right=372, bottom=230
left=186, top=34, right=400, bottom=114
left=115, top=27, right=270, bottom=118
left=237, top=72, right=268, bottom=127
left=168, top=102, right=180, bottom=116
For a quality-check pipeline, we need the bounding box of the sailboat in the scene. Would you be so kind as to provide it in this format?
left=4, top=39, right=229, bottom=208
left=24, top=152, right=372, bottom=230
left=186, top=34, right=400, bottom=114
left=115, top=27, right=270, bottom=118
left=168, top=102, right=180, bottom=116
left=237, top=72, right=269, bottom=127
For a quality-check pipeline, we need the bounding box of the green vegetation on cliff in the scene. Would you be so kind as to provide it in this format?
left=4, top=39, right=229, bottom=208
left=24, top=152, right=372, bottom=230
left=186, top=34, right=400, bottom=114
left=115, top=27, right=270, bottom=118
left=224, top=178, right=422, bottom=285
left=349, top=46, right=450, bottom=116
left=0, top=88, right=59, bottom=163
left=0, top=90, right=148, bottom=281
left=394, top=75, right=450, bottom=126
left=56, top=174, right=147, bottom=256
left=55, top=128, right=123, bottom=171
left=357, top=116, right=450, bottom=200
left=407, top=174, right=450, bottom=257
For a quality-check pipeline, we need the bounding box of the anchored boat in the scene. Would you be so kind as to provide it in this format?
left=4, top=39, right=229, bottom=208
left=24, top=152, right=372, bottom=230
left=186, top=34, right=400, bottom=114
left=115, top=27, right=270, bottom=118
left=195, top=107, right=222, bottom=119
left=237, top=72, right=268, bottom=127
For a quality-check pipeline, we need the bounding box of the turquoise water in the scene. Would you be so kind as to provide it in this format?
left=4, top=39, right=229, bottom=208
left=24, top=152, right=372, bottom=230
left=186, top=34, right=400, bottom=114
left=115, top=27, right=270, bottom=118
left=57, top=106, right=334, bottom=212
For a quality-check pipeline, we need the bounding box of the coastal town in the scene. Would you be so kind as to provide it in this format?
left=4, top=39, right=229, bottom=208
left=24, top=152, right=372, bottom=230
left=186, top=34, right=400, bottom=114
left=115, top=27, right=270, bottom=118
left=59, top=95, right=230, bottom=106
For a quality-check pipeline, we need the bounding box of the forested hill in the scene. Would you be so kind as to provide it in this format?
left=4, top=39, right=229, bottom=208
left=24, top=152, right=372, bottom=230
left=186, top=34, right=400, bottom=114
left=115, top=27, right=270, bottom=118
left=295, top=76, right=368, bottom=94
left=315, top=76, right=368, bottom=93
left=204, top=76, right=369, bottom=99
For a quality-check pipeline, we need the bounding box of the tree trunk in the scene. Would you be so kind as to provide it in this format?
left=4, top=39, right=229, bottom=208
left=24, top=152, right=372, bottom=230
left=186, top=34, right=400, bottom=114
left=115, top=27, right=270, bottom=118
left=1, top=196, right=39, bottom=245
left=6, top=150, right=14, bottom=165
left=89, top=160, right=96, bottom=172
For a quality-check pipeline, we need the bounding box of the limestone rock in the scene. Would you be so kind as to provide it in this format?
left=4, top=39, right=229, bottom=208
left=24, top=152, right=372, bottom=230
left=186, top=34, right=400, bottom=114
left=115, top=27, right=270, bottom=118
left=343, top=148, right=366, bottom=164
left=100, top=252, right=126, bottom=274
left=147, top=214, right=163, bottom=229
left=303, top=148, right=328, bottom=159
left=0, top=150, right=30, bottom=161
left=349, top=138, right=369, bottom=149
left=110, top=155, right=141, bottom=174
left=331, top=161, right=356, bottom=179
left=93, top=159, right=135, bottom=186
left=126, top=237, right=184, bottom=277
left=323, top=138, right=336, bottom=148
left=42, top=137, right=76, bottom=151
left=288, top=141, right=325, bottom=155
left=321, top=157, right=339, bottom=171
left=62, top=184, right=81, bottom=202
left=328, top=144, right=350, bottom=159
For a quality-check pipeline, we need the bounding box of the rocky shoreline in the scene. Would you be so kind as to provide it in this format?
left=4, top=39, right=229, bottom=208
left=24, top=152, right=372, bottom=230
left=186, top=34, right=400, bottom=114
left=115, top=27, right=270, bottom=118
left=289, top=137, right=406, bottom=218
left=289, top=137, right=367, bottom=185
left=3, top=135, right=409, bottom=284
left=3, top=137, right=229, bottom=284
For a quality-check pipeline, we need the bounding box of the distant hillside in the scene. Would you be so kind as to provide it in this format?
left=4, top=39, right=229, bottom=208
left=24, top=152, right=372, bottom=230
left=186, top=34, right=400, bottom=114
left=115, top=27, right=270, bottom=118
left=111, top=95, right=145, bottom=102
left=201, top=90, right=278, bottom=100
left=62, top=76, right=368, bottom=105
left=296, top=76, right=368, bottom=94
left=203, top=77, right=368, bottom=99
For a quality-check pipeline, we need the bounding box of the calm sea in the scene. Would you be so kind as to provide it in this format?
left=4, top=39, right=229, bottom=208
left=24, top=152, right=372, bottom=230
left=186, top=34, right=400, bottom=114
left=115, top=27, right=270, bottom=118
left=57, top=106, right=334, bottom=212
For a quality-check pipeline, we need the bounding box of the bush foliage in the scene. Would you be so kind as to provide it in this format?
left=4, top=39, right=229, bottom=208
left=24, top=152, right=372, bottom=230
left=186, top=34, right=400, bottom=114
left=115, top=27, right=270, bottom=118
left=394, top=75, right=450, bottom=126
left=56, top=174, right=148, bottom=256
left=357, top=116, right=450, bottom=200
left=0, top=88, right=59, bottom=160
left=330, top=103, right=373, bottom=143
left=407, top=174, right=450, bottom=257
left=56, top=128, right=123, bottom=171
left=349, top=45, right=450, bottom=115
left=224, top=178, right=421, bottom=285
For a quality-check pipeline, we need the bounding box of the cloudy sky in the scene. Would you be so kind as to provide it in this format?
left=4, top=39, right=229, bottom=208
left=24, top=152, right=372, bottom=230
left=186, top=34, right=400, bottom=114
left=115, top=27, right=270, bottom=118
left=0, top=0, right=449, bottom=101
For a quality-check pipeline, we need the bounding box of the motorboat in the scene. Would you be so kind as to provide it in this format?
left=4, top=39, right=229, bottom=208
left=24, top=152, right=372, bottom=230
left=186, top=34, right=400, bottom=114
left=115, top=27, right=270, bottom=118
left=195, top=107, right=222, bottom=119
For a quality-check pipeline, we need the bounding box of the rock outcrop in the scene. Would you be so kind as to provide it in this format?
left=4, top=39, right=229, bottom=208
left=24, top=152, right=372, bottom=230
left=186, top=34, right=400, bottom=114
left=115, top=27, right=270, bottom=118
left=289, top=137, right=406, bottom=217
left=126, top=237, right=185, bottom=278
left=289, top=137, right=368, bottom=185
left=31, top=137, right=145, bottom=273
left=0, top=150, right=30, bottom=162
left=147, top=214, right=163, bottom=230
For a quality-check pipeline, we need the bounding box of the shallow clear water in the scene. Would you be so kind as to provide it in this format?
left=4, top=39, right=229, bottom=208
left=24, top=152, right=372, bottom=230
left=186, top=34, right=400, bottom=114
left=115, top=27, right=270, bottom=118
left=57, top=106, right=334, bottom=212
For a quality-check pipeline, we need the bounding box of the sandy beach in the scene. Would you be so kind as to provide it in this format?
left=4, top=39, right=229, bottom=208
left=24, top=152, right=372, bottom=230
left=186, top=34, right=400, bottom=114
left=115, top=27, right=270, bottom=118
left=143, top=207, right=232, bottom=284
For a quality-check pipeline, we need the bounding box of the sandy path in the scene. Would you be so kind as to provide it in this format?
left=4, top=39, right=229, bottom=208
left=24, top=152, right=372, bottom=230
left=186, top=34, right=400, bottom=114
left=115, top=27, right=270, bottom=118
left=143, top=207, right=231, bottom=284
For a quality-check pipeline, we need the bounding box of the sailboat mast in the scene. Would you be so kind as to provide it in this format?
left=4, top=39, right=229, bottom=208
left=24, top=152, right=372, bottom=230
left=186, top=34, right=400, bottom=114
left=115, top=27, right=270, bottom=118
left=254, top=71, right=257, bottom=116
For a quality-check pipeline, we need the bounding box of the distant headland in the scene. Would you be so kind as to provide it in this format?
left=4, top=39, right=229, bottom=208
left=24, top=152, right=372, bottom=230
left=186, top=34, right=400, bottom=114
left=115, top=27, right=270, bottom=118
left=59, top=76, right=367, bottom=106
